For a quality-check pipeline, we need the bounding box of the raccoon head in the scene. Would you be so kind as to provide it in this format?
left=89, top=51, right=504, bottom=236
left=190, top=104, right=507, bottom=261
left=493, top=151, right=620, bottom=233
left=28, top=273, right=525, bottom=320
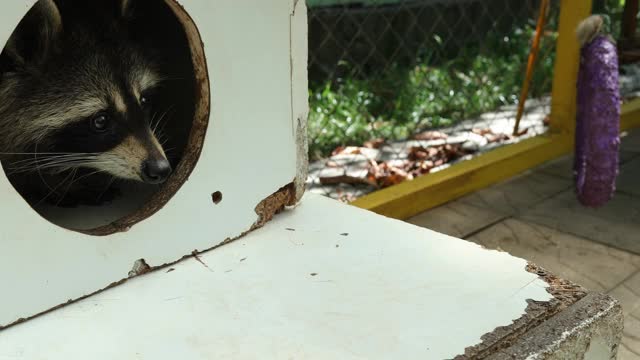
left=0, top=0, right=173, bottom=185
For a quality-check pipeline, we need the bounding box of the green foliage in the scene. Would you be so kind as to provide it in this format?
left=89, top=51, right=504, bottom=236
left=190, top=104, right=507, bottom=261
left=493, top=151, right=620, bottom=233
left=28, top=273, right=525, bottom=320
left=308, top=25, right=558, bottom=159
left=601, top=0, right=626, bottom=39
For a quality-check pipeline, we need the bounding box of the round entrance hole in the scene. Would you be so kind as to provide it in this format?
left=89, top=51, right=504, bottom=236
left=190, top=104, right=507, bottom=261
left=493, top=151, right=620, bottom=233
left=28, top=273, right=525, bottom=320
left=0, top=0, right=210, bottom=235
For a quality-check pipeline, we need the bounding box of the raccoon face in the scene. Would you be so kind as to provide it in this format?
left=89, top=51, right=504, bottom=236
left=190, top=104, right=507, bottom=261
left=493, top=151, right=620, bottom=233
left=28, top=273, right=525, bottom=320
left=44, top=61, right=172, bottom=184
left=0, top=0, right=173, bottom=185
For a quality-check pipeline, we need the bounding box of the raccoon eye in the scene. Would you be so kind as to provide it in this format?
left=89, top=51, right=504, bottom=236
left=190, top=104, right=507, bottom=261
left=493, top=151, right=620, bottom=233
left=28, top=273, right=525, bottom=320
left=140, top=95, right=150, bottom=108
left=90, top=115, right=110, bottom=133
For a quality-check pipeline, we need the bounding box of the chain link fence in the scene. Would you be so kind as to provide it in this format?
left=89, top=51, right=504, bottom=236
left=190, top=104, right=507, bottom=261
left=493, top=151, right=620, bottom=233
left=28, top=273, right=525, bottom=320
left=306, top=0, right=563, bottom=202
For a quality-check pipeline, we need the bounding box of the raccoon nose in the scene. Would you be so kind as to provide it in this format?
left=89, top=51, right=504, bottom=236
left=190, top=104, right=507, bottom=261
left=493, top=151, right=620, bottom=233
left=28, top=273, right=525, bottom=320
left=141, top=158, right=172, bottom=184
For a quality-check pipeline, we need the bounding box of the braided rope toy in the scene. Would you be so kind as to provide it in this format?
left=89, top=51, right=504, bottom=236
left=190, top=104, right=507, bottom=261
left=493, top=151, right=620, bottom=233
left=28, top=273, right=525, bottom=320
left=574, top=15, right=621, bottom=208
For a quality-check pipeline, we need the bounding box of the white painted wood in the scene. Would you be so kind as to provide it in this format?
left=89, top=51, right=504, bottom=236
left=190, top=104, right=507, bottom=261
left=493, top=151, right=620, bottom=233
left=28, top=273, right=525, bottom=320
left=0, top=194, right=552, bottom=359
left=0, top=0, right=301, bottom=327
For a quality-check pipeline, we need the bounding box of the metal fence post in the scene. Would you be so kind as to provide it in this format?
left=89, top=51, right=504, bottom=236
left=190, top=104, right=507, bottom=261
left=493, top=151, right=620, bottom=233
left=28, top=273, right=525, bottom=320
left=549, top=0, right=593, bottom=138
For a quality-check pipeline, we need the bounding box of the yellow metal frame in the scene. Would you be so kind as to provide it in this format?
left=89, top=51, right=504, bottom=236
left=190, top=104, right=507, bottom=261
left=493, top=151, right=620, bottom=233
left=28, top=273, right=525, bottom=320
left=622, top=98, right=640, bottom=131
left=352, top=0, right=640, bottom=220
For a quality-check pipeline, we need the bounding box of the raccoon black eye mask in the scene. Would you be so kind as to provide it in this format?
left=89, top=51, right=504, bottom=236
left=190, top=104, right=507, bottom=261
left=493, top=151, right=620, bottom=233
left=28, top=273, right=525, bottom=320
left=0, top=0, right=173, bottom=185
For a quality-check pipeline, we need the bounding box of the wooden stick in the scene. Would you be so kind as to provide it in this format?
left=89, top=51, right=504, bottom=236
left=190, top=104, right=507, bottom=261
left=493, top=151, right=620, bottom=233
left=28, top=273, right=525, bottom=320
left=513, top=0, right=550, bottom=136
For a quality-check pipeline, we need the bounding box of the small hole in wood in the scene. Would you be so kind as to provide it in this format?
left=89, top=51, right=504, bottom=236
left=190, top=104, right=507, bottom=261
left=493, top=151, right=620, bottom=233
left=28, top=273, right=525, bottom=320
left=211, top=191, right=223, bottom=204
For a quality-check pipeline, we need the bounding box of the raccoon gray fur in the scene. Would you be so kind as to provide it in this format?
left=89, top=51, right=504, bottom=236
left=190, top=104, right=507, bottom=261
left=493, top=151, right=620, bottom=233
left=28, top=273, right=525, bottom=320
left=0, top=0, right=176, bottom=205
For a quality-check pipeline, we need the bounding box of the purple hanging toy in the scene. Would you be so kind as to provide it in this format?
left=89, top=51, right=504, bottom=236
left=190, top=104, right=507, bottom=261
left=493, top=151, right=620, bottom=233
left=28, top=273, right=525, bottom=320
left=574, top=15, right=621, bottom=208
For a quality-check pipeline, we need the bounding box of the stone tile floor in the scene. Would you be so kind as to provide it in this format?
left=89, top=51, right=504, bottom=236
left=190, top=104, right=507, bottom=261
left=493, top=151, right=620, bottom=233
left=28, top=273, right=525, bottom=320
left=407, top=129, right=640, bottom=359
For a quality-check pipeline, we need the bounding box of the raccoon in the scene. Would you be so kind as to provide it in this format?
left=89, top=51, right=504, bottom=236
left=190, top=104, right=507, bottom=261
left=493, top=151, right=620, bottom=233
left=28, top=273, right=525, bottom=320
left=0, top=0, right=174, bottom=205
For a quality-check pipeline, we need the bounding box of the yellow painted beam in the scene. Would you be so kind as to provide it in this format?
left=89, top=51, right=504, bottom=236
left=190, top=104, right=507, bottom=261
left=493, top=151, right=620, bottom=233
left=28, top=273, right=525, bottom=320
left=550, top=0, right=592, bottom=136
left=621, top=97, right=640, bottom=131
left=351, top=135, right=572, bottom=220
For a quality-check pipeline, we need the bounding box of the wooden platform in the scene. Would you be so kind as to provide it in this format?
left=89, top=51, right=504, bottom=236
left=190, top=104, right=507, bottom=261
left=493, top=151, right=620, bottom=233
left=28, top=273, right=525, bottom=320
left=0, top=195, right=623, bottom=359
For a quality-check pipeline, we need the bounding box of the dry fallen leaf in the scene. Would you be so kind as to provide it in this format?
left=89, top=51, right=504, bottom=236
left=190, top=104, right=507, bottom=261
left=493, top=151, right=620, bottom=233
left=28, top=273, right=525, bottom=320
left=408, top=146, right=440, bottom=161
left=413, top=130, right=448, bottom=141
left=332, top=146, right=362, bottom=156
left=485, top=133, right=511, bottom=143
left=472, top=128, right=493, bottom=136
left=379, top=173, right=409, bottom=187
left=331, top=146, right=362, bottom=156
left=363, top=138, right=385, bottom=149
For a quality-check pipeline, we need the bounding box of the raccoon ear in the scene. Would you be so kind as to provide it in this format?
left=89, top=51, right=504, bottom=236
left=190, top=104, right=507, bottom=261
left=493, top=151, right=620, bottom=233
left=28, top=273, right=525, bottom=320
left=3, top=0, right=62, bottom=68
left=120, top=0, right=133, bottom=18
left=37, top=0, right=63, bottom=38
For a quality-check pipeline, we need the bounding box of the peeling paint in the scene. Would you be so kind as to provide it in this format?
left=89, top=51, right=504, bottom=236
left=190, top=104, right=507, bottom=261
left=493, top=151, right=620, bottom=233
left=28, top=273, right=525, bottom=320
left=128, top=259, right=152, bottom=278
left=289, top=0, right=309, bottom=203
left=294, top=116, right=309, bottom=202
left=456, top=263, right=588, bottom=359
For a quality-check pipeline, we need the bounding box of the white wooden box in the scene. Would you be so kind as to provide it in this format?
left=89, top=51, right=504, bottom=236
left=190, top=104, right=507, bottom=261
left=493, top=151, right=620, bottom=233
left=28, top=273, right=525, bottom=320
left=0, top=0, right=307, bottom=328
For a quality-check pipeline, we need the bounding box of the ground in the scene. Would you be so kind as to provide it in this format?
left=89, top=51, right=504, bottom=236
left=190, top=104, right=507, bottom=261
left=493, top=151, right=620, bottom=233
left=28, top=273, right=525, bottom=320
left=407, top=128, right=640, bottom=359
left=307, top=98, right=549, bottom=201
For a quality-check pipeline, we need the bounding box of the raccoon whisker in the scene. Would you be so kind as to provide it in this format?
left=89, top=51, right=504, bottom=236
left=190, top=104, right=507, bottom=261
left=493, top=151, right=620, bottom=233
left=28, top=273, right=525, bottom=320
left=34, top=168, right=108, bottom=207
left=7, top=153, right=100, bottom=168
left=52, top=168, right=110, bottom=207
left=8, top=158, right=110, bottom=175
left=45, top=159, right=119, bottom=171
left=155, top=125, right=173, bottom=146
left=0, top=152, right=95, bottom=156
left=35, top=162, right=104, bottom=173
left=95, top=175, right=117, bottom=203
left=9, top=154, right=99, bottom=166
left=159, top=106, right=177, bottom=133
left=154, top=130, right=166, bottom=142
left=159, top=136, right=170, bottom=147
left=151, top=106, right=175, bottom=135
left=16, top=159, right=95, bottom=170
left=8, top=156, right=101, bottom=172
left=150, top=108, right=168, bottom=134
left=54, top=168, right=79, bottom=207
left=157, top=107, right=177, bottom=135
left=7, top=144, right=61, bottom=175
left=150, top=113, right=160, bottom=133
left=33, top=168, right=77, bottom=206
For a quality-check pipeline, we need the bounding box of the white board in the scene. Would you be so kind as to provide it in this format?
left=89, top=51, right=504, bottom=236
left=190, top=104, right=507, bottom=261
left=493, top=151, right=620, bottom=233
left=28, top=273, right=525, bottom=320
left=0, top=195, right=553, bottom=359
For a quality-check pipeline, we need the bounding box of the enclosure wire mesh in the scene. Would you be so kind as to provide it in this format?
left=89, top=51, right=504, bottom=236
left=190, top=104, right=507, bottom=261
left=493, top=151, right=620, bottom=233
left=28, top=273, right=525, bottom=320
left=306, top=0, right=561, bottom=202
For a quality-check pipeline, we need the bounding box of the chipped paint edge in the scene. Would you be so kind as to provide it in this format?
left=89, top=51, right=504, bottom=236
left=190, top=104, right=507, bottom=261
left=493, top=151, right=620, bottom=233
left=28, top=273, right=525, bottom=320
left=488, top=293, right=623, bottom=360
left=453, top=262, right=623, bottom=359
left=453, top=263, right=589, bottom=359
left=290, top=0, right=309, bottom=203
